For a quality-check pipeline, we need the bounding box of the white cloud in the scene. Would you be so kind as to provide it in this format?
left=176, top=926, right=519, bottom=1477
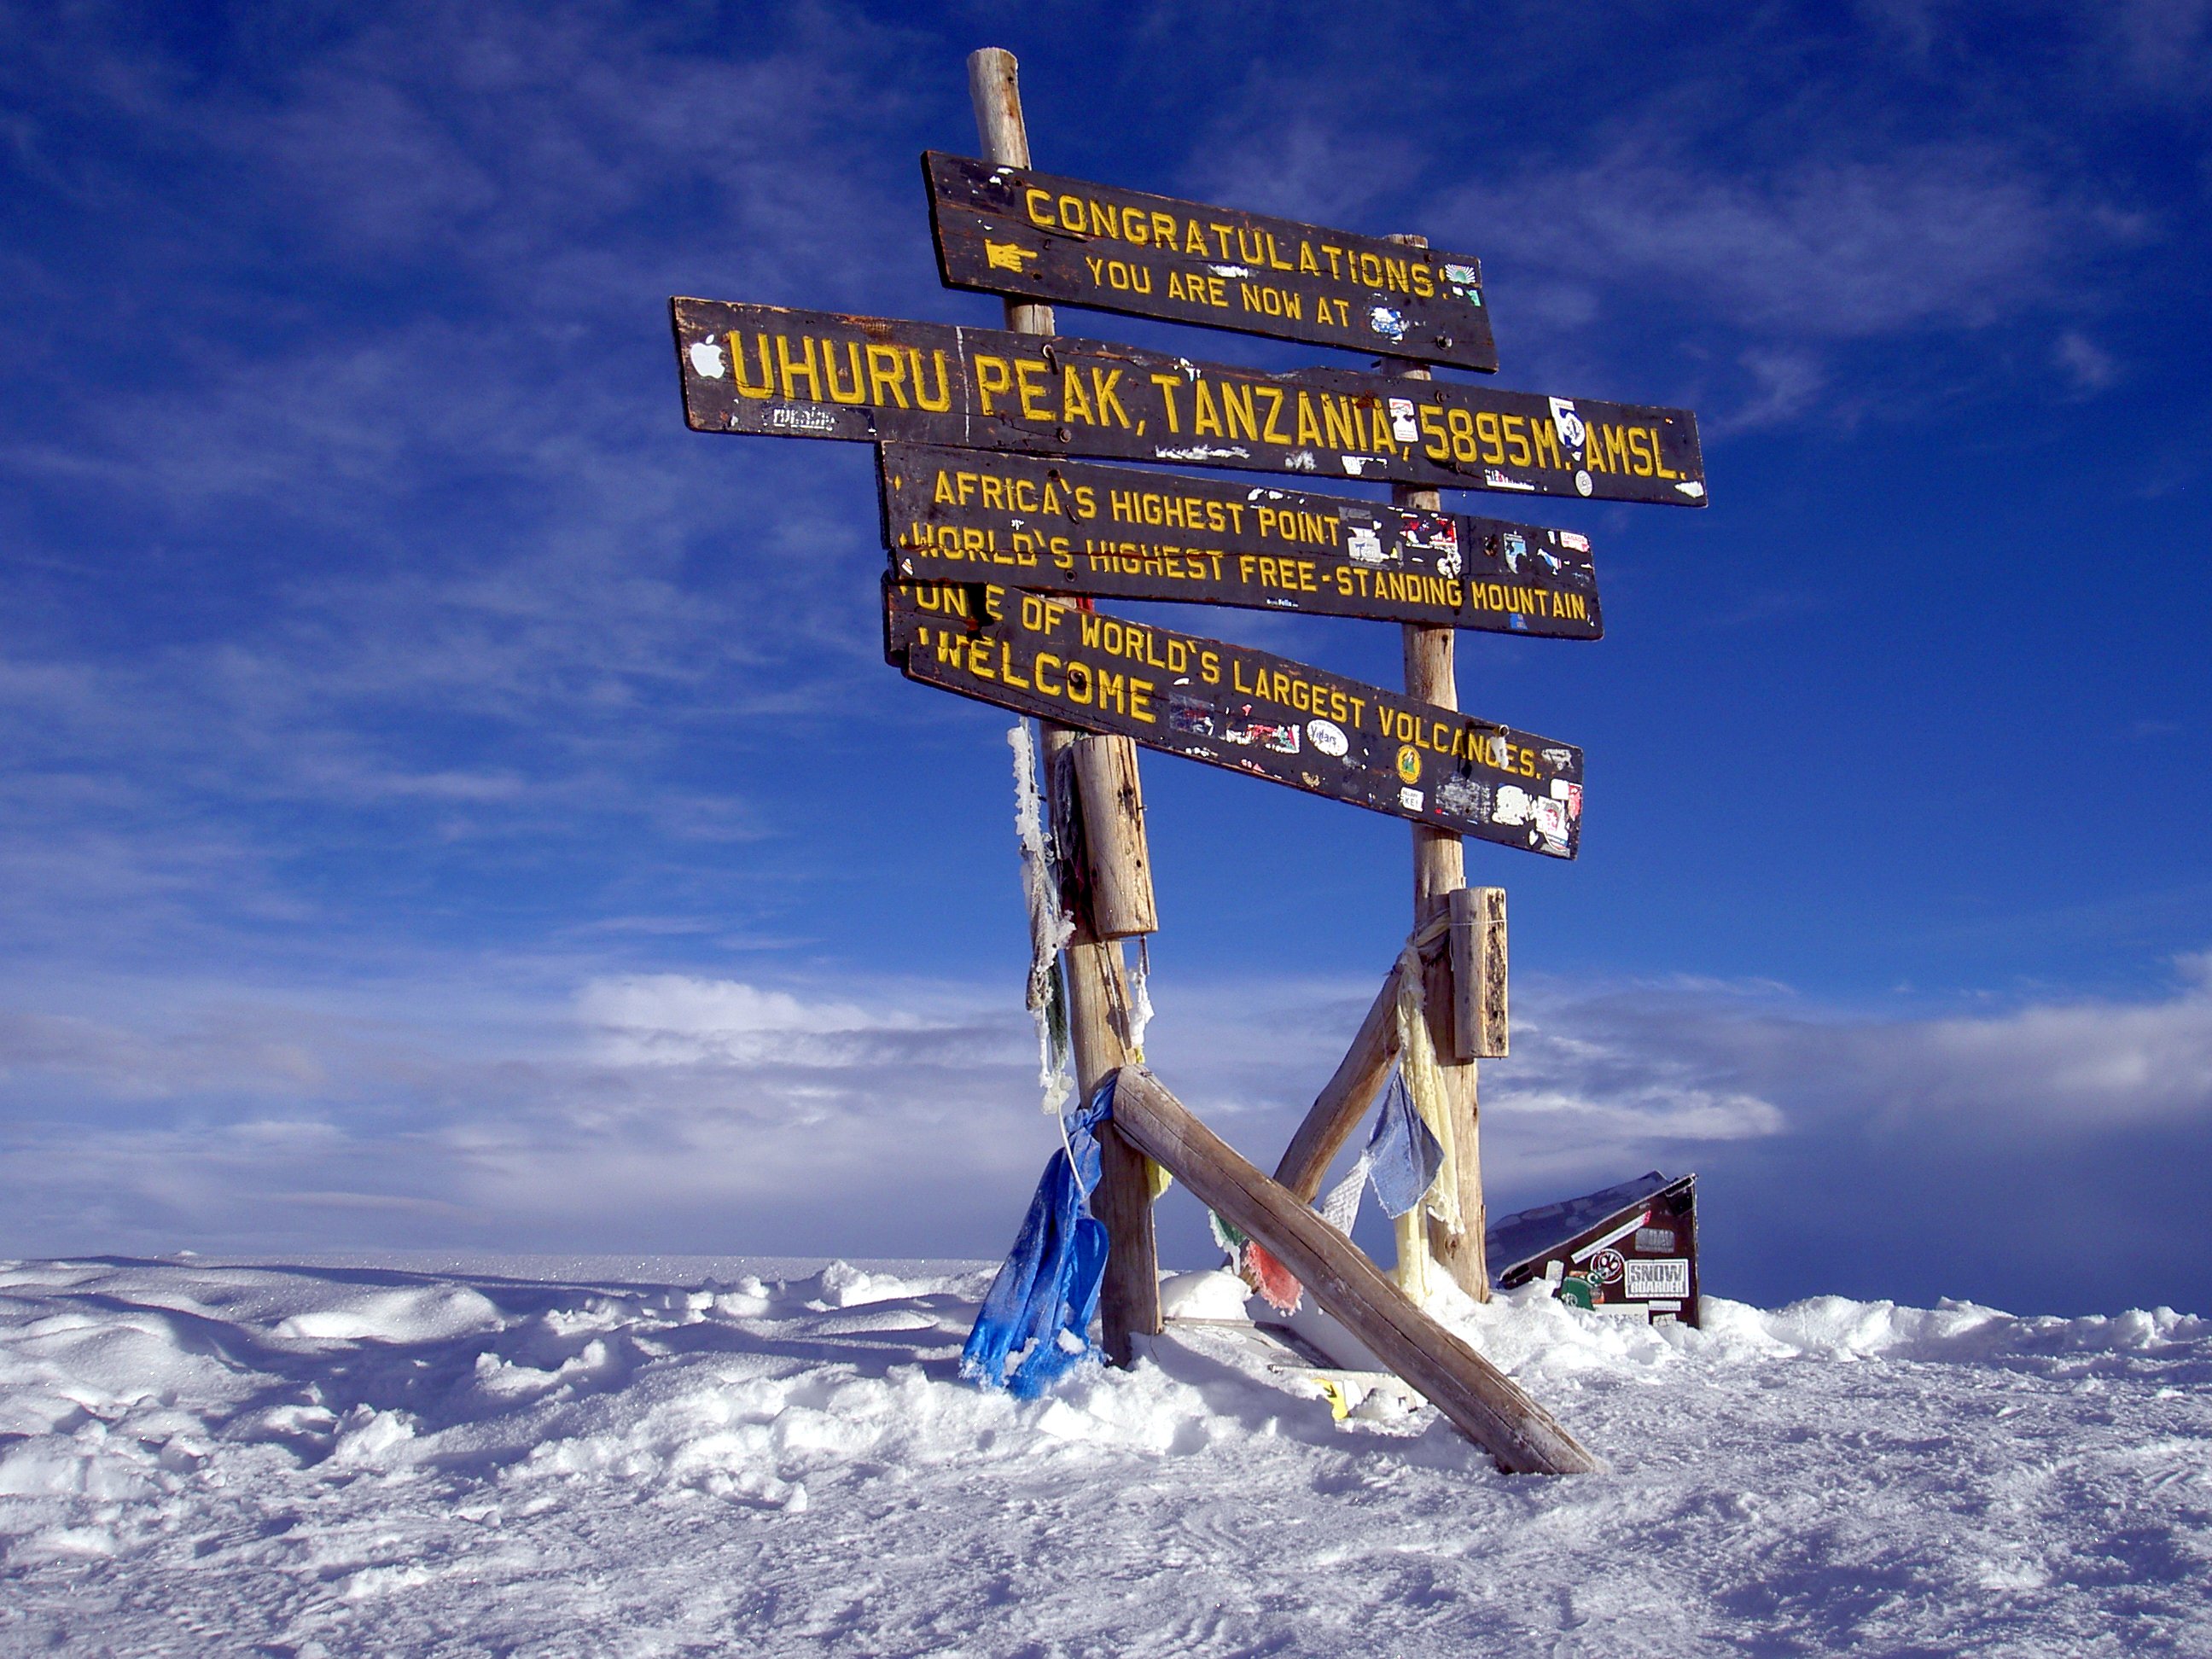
left=575, top=974, right=927, bottom=1066
left=7, top=956, right=2212, bottom=1283
left=1436, top=144, right=2133, bottom=341
left=1717, top=349, right=1828, bottom=433
left=2053, top=329, right=2121, bottom=392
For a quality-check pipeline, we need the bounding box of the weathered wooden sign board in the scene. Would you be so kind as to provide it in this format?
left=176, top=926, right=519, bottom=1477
left=880, top=444, right=1602, bottom=637
left=924, top=152, right=1499, bottom=372
left=672, top=300, right=1706, bottom=505
left=883, top=580, right=1584, bottom=857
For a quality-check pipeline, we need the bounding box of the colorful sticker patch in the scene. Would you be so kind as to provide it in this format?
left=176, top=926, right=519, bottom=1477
left=1624, top=1258, right=1691, bottom=1300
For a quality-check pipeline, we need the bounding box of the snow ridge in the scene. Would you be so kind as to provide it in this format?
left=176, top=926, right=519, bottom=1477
left=2, top=1255, right=2208, bottom=1655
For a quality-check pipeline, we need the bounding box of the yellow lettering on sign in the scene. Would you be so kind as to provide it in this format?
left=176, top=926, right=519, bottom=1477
left=728, top=332, right=773, bottom=399
left=1476, top=410, right=1505, bottom=464
left=1192, top=379, right=1224, bottom=438
left=1061, top=365, right=1093, bottom=425
left=864, top=344, right=908, bottom=408
left=1149, top=373, right=1184, bottom=432
left=1091, top=369, right=1131, bottom=428
left=911, top=350, right=953, bottom=411
left=985, top=241, right=1039, bottom=272
left=1014, top=359, right=1052, bottom=422
left=1625, top=427, right=1654, bottom=477
left=775, top=333, right=821, bottom=401
left=1309, top=395, right=1347, bottom=451
left=1501, top=413, right=1531, bottom=467
left=822, top=341, right=865, bottom=405
left=1256, top=386, right=1289, bottom=445
left=1221, top=382, right=1258, bottom=442
left=1530, top=416, right=1563, bottom=470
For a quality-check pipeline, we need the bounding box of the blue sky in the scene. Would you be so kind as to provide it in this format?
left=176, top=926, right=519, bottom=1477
left=3, top=0, right=2209, bottom=1315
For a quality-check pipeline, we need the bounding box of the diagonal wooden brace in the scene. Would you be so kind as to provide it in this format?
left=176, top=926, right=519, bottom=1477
left=1272, top=909, right=1451, bottom=1202
left=1110, top=1066, right=1600, bottom=1475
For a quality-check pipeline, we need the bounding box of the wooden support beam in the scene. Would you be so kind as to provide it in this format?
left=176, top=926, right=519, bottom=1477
left=1109, top=1067, right=1601, bottom=1475
left=1272, top=908, right=1452, bottom=1202
left=972, top=47, right=1160, bottom=1364
left=1450, top=886, right=1508, bottom=1060
left=1386, top=232, right=1487, bottom=1303
left=1274, top=963, right=1400, bottom=1204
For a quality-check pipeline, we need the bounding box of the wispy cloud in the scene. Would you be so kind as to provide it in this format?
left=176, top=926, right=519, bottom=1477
left=7, top=956, right=2212, bottom=1312
left=2053, top=329, right=2121, bottom=392
left=1438, top=143, right=2135, bottom=341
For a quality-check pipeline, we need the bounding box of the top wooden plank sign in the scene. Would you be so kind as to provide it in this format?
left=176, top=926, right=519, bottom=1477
left=925, top=154, right=1499, bottom=373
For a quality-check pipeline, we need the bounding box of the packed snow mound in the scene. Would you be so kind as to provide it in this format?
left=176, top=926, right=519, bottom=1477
left=3, top=1255, right=2208, bottom=1656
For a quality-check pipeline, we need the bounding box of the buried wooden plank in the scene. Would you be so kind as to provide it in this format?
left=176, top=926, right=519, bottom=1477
left=1108, top=1066, right=1602, bottom=1475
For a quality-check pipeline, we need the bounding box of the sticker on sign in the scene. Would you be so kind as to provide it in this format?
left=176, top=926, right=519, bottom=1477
left=1623, top=1258, right=1691, bottom=1301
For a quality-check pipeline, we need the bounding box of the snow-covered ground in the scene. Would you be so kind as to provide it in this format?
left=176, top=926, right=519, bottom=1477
left=2, top=1254, right=2208, bottom=1656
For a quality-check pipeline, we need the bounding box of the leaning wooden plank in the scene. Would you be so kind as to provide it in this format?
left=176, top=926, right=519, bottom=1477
left=1273, top=906, right=1452, bottom=1201
left=1109, top=1067, right=1602, bottom=1475
left=1275, top=964, right=1401, bottom=1202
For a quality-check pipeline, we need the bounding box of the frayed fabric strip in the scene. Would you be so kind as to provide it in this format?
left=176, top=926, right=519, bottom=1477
left=1318, top=1152, right=1370, bottom=1237
left=1009, top=722, right=1074, bottom=1116
left=1365, top=1069, right=1444, bottom=1220
left=961, top=1076, right=1115, bottom=1398
left=1391, top=942, right=1463, bottom=1234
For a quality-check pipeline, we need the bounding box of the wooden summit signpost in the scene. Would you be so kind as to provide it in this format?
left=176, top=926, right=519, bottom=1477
left=672, top=46, right=1704, bottom=1477
left=673, top=300, right=1706, bottom=504
left=884, top=580, right=1586, bottom=859
left=881, top=444, right=1604, bottom=637
left=923, top=151, right=1502, bottom=371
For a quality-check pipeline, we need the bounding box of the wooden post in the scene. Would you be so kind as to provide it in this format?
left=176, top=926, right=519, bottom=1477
left=1385, top=233, right=1487, bottom=1302
left=970, top=46, right=1161, bottom=1363
left=1067, top=733, right=1157, bottom=939
left=1110, top=1067, right=1601, bottom=1475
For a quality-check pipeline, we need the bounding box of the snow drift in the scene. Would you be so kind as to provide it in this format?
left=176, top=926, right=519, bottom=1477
left=1, top=1254, right=2207, bottom=1655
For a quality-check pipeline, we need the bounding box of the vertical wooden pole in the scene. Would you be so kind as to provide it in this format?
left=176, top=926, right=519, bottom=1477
left=1385, top=235, right=1488, bottom=1302
left=969, top=47, right=1161, bottom=1363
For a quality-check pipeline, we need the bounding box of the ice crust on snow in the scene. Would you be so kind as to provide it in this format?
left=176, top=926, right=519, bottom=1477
left=1, top=1254, right=2209, bottom=1654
